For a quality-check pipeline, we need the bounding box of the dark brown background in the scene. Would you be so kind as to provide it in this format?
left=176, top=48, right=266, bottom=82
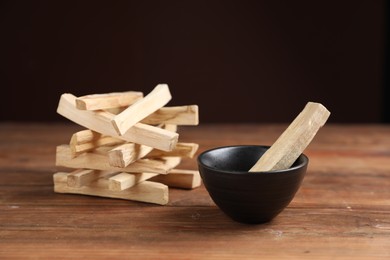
left=1, top=0, right=387, bottom=123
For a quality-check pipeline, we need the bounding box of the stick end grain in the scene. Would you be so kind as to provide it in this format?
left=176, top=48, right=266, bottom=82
left=306, top=102, right=331, bottom=126
left=75, top=99, right=88, bottom=110
left=111, top=118, right=124, bottom=136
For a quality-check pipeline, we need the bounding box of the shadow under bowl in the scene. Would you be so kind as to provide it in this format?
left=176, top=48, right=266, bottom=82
left=197, top=145, right=308, bottom=224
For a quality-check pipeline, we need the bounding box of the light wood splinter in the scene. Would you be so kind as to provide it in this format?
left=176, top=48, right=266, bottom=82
left=249, top=102, right=330, bottom=172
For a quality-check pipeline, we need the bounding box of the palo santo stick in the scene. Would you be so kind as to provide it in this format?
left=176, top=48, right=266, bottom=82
left=249, top=102, right=330, bottom=172
left=57, top=93, right=178, bottom=151
left=108, top=170, right=201, bottom=190
left=164, top=124, right=178, bottom=133
left=108, top=143, right=154, bottom=168
left=150, top=169, right=202, bottom=189
left=141, top=105, right=199, bottom=125
left=147, top=143, right=199, bottom=159
left=56, top=145, right=181, bottom=174
left=104, top=107, right=126, bottom=115
left=107, top=123, right=173, bottom=167
left=75, top=91, right=143, bottom=110
left=53, top=172, right=168, bottom=205
left=71, top=129, right=104, bottom=144
left=67, top=169, right=114, bottom=187
left=70, top=130, right=124, bottom=157
left=112, top=84, right=172, bottom=136
left=108, top=172, right=157, bottom=191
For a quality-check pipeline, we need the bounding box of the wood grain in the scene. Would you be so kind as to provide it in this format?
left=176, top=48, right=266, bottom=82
left=1, top=123, right=390, bottom=259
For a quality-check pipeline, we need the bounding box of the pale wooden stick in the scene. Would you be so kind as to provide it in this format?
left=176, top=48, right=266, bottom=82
left=249, top=102, right=330, bottom=172
left=109, top=142, right=197, bottom=168
left=57, top=93, right=178, bottom=151
left=75, top=91, right=143, bottom=110
left=163, top=124, right=178, bottom=133
left=53, top=172, right=168, bottom=205
left=71, top=129, right=101, bottom=144
left=56, top=145, right=181, bottom=174
left=147, top=143, right=199, bottom=159
left=109, top=169, right=201, bottom=191
left=162, top=123, right=177, bottom=132
left=150, top=169, right=202, bottom=189
left=108, top=172, right=157, bottom=191
left=112, top=84, right=172, bottom=136
left=67, top=169, right=114, bottom=187
left=104, top=107, right=126, bottom=115
left=141, top=105, right=199, bottom=125
left=108, top=143, right=154, bottom=168
left=70, top=130, right=124, bottom=157
left=107, top=123, right=173, bottom=167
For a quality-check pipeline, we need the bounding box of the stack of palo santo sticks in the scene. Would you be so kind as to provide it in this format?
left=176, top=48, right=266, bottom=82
left=53, top=84, right=200, bottom=205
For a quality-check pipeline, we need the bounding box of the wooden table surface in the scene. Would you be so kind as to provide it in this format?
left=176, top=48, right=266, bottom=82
left=1, top=123, right=390, bottom=259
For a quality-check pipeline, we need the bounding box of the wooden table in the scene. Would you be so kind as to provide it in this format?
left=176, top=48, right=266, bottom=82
left=1, top=123, right=390, bottom=259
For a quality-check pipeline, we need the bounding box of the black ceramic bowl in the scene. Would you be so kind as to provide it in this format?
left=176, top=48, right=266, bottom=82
left=198, top=145, right=308, bottom=224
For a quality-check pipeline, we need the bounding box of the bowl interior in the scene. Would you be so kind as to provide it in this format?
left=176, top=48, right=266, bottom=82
left=199, top=145, right=306, bottom=173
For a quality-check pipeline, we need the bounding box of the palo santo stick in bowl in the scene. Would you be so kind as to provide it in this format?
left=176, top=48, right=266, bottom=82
left=249, top=102, right=330, bottom=172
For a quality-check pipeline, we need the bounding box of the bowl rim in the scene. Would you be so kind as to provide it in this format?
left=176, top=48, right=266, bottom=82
left=197, top=145, right=309, bottom=175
